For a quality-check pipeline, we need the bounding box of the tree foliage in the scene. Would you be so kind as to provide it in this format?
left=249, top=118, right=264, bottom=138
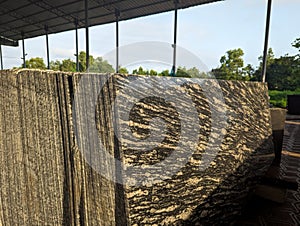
left=118, top=67, right=129, bottom=74
left=251, top=48, right=275, bottom=81
left=176, top=66, right=208, bottom=78
left=22, top=52, right=114, bottom=73
left=149, top=69, right=158, bottom=76
left=77, top=51, right=94, bottom=72
left=18, top=36, right=300, bottom=95
left=49, top=59, right=76, bottom=72
left=251, top=46, right=300, bottom=91
left=50, top=60, right=61, bottom=71
left=211, top=44, right=300, bottom=91
left=90, top=57, right=114, bottom=73
left=292, top=38, right=300, bottom=52
left=61, top=59, right=77, bottom=72
left=132, top=66, right=148, bottom=75
left=159, top=70, right=169, bottom=77
left=44, top=52, right=114, bottom=73
left=266, top=55, right=300, bottom=91
left=25, top=57, right=46, bottom=69
left=211, top=48, right=253, bottom=81
left=130, top=66, right=207, bottom=78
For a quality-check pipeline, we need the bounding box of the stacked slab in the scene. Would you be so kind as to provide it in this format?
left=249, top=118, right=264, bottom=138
left=0, top=70, right=274, bottom=225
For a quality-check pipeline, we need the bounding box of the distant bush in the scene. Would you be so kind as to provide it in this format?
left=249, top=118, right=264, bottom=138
left=269, top=89, right=300, bottom=108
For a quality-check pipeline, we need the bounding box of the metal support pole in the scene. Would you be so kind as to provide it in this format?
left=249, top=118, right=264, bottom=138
left=22, top=32, right=26, bottom=68
left=171, top=0, right=178, bottom=76
left=0, top=44, right=3, bottom=70
left=261, top=0, right=272, bottom=82
left=75, top=19, right=79, bottom=72
left=85, top=0, right=89, bottom=72
left=45, top=25, right=50, bottom=69
left=115, top=9, right=120, bottom=73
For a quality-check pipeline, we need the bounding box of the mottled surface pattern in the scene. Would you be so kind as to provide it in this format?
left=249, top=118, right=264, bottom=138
left=116, top=76, right=274, bottom=225
left=0, top=70, right=274, bottom=225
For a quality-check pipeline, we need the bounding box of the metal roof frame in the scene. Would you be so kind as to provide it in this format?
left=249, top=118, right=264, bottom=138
left=0, top=0, right=222, bottom=44
left=0, top=0, right=223, bottom=71
left=0, top=0, right=272, bottom=83
left=0, top=35, right=18, bottom=46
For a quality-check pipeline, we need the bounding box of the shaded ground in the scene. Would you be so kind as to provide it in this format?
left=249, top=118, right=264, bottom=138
left=236, top=114, right=300, bottom=225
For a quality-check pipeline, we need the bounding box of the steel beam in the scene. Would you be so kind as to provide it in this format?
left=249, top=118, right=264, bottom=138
left=0, top=44, right=3, bottom=70
left=0, top=35, right=19, bottom=47
left=27, top=0, right=78, bottom=25
left=22, top=32, right=26, bottom=68
left=85, top=0, right=89, bottom=72
left=115, top=9, right=120, bottom=73
left=171, top=0, right=178, bottom=76
left=75, top=19, right=79, bottom=72
left=261, top=0, right=272, bottom=82
left=45, top=25, right=50, bottom=69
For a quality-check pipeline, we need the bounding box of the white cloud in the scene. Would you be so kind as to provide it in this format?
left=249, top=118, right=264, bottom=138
left=52, top=48, right=75, bottom=59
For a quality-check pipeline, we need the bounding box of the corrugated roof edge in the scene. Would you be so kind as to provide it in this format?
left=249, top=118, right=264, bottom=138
left=0, top=36, right=18, bottom=47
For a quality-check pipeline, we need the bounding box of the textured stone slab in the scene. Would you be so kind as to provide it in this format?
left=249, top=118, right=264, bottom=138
left=0, top=70, right=274, bottom=225
left=0, top=70, right=66, bottom=225
left=0, top=70, right=117, bottom=225
left=111, top=76, right=274, bottom=225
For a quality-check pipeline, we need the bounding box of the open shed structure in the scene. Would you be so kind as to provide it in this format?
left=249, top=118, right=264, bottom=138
left=0, top=1, right=279, bottom=225
left=0, top=0, right=272, bottom=79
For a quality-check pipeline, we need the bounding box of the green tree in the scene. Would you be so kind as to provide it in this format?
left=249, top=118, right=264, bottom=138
left=149, top=69, right=158, bottom=76
left=211, top=48, right=252, bottom=80
left=187, top=67, right=202, bottom=78
left=242, top=64, right=255, bottom=81
left=50, top=60, right=61, bottom=71
left=50, top=59, right=76, bottom=72
left=266, top=55, right=300, bottom=91
left=78, top=51, right=94, bottom=72
left=292, top=38, right=300, bottom=60
left=24, top=57, right=46, bottom=69
left=253, top=45, right=299, bottom=90
left=90, top=57, right=114, bottom=73
left=60, top=59, right=76, bottom=72
left=159, top=69, right=169, bottom=77
left=132, top=66, right=148, bottom=75
left=252, top=48, right=275, bottom=81
left=176, top=67, right=190, bottom=77
left=49, top=53, right=115, bottom=73
left=176, top=66, right=209, bottom=78
left=292, top=38, right=300, bottom=52
left=119, top=67, right=129, bottom=74
left=258, top=48, right=275, bottom=65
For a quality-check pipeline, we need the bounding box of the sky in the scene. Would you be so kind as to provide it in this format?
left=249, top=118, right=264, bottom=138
left=1, top=0, right=299, bottom=72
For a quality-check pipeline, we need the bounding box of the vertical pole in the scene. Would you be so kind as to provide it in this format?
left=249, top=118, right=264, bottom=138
left=261, top=0, right=272, bottom=82
left=22, top=32, right=26, bottom=68
left=0, top=44, right=3, bottom=70
left=172, top=0, right=178, bottom=76
left=115, top=9, right=120, bottom=73
left=85, top=0, right=89, bottom=72
left=75, top=19, right=79, bottom=72
left=45, top=25, right=50, bottom=69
